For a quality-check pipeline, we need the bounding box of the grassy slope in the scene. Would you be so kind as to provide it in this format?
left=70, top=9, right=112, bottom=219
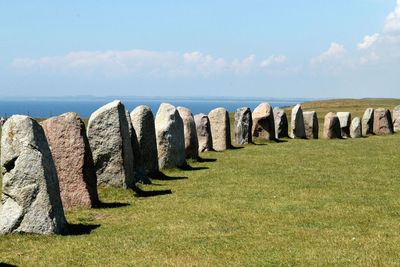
left=0, top=98, right=400, bottom=266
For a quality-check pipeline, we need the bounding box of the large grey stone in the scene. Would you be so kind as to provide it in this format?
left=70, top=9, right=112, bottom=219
left=194, top=113, right=213, bottom=153
left=362, top=108, right=374, bottom=136
left=87, top=100, right=135, bottom=188
left=337, top=112, right=351, bottom=138
left=350, top=117, right=362, bottom=138
left=209, top=108, right=231, bottom=151
left=234, top=107, right=252, bottom=145
left=392, top=105, right=400, bottom=133
left=42, top=112, right=99, bottom=209
left=130, top=105, right=159, bottom=176
left=290, top=104, right=306, bottom=139
left=273, top=108, right=288, bottom=139
left=177, top=107, right=199, bottom=159
left=373, top=108, right=394, bottom=135
left=303, top=111, right=319, bottom=139
left=323, top=112, right=341, bottom=139
left=252, top=103, right=276, bottom=140
left=0, top=115, right=67, bottom=234
left=155, top=103, right=186, bottom=168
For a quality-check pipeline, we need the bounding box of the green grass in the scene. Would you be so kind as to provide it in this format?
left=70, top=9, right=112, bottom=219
left=1, top=98, right=400, bottom=266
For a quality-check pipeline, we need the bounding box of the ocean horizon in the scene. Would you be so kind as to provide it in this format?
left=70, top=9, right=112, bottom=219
left=0, top=96, right=315, bottom=118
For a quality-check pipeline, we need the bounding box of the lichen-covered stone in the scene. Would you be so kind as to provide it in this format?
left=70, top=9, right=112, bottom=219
left=323, top=112, right=341, bottom=139
left=392, top=105, right=400, bottom=133
left=87, top=100, right=135, bottom=188
left=273, top=107, right=288, bottom=139
left=42, top=112, right=99, bottom=209
left=303, top=111, right=319, bottom=139
left=350, top=117, right=362, bottom=138
left=194, top=113, right=213, bottom=153
left=252, top=103, right=275, bottom=140
left=234, top=107, right=252, bottom=145
left=0, top=115, right=67, bottom=234
left=373, top=108, right=394, bottom=135
left=362, top=108, right=374, bottom=136
left=155, top=103, right=186, bottom=168
left=290, top=104, right=306, bottom=139
left=337, top=112, right=351, bottom=138
left=209, top=108, right=231, bottom=151
left=177, top=107, right=199, bottom=159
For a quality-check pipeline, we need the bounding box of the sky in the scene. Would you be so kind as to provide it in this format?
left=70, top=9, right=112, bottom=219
left=0, top=1, right=399, bottom=98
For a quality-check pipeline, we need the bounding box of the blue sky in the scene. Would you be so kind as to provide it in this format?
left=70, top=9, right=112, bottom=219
left=0, top=1, right=399, bottom=98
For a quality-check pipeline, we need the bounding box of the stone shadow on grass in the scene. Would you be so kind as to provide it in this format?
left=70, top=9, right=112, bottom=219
left=178, top=163, right=208, bottom=171
left=196, top=157, right=217, bottom=163
left=131, top=184, right=172, bottom=198
left=63, top=223, right=101, bottom=236
left=149, top=171, right=188, bottom=181
left=0, top=263, right=18, bottom=267
left=95, top=202, right=130, bottom=209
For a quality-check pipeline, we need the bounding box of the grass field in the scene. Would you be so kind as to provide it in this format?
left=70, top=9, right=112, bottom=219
left=0, top=98, right=400, bottom=266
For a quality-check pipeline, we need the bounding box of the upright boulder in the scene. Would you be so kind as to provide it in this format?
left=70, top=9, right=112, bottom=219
left=373, top=108, right=394, bottom=135
left=177, top=107, right=199, bottom=159
left=155, top=103, right=186, bottom=169
left=194, top=113, right=213, bottom=153
left=252, top=103, right=275, bottom=140
left=130, top=105, right=159, bottom=176
left=208, top=107, right=231, bottom=151
left=273, top=108, right=288, bottom=139
left=350, top=117, right=362, bottom=138
left=234, top=107, right=252, bottom=145
left=87, top=100, right=135, bottom=188
left=323, top=112, right=342, bottom=139
left=337, top=112, right=351, bottom=138
left=303, top=111, right=319, bottom=139
left=42, top=112, right=99, bottom=209
left=290, top=104, right=306, bottom=139
left=392, top=105, right=400, bottom=133
left=0, top=115, right=67, bottom=234
left=362, top=108, right=374, bottom=136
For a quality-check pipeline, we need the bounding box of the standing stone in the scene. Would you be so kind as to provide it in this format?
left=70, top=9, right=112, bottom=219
left=234, top=107, right=252, bottom=145
left=0, top=115, right=67, bottom=234
left=155, top=103, right=186, bottom=169
left=87, top=100, right=135, bottom=188
left=130, top=105, right=159, bottom=176
left=350, top=117, right=362, bottom=138
left=373, top=108, right=394, bottom=135
left=362, top=108, right=374, bottom=136
left=303, top=111, right=319, bottom=139
left=323, top=112, right=342, bottom=139
left=252, top=102, right=276, bottom=140
left=177, top=107, right=199, bottom=159
left=290, top=104, right=306, bottom=139
left=194, top=113, right=213, bottom=153
left=273, top=108, right=288, bottom=139
left=42, top=112, right=99, bottom=209
left=392, top=105, right=400, bottom=133
left=208, top=107, right=231, bottom=151
left=337, top=112, right=351, bottom=138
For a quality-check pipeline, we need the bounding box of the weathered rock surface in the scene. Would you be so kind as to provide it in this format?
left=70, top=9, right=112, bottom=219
left=252, top=103, right=276, bottom=140
left=155, top=103, right=186, bottom=168
left=194, top=113, right=213, bottom=153
left=303, top=111, right=319, bottom=139
left=130, top=105, right=159, bottom=176
left=87, top=100, right=135, bottom=188
left=350, top=117, right=362, bottom=138
left=177, top=107, right=199, bottom=159
left=362, top=108, right=374, bottom=136
left=273, top=108, right=288, bottom=139
left=337, top=112, right=351, bottom=138
left=42, top=112, right=99, bottom=209
left=290, top=104, right=306, bottom=139
left=373, top=108, right=394, bottom=135
left=392, top=105, right=400, bottom=133
left=234, top=107, right=252, bottom=145
left=208, top=108, right=231, bottom=151
left=0, top=115, right=67, bottom=234
left=323, top=112, right=342, bottom=139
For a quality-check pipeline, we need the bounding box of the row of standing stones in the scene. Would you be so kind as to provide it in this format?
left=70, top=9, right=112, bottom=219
left=0, top=101, right=399, bottom=235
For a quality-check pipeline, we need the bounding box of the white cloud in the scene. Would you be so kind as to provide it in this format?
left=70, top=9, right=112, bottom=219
left=260, top=55, right=287, bottom=68
left=311, top=42, right=346, bottom=64
left=357, top=33, right=380, bottom=50
left=384, top=0, right=400, bottom=33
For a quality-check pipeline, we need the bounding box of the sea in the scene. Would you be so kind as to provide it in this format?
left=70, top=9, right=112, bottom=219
left=0, top=97, right=313, bottom=118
